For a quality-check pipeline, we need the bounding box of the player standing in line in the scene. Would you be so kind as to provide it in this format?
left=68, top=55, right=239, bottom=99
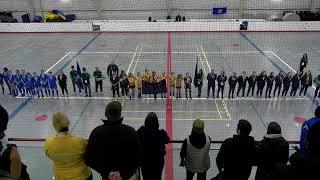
left=195, top=69, right=204, bottom=98
left=290, top=72, right=300, bottom=97
left=15, top=70, right=24, bottom=96
left=70, top=65, right=80, bottom=94
left=58, top=71, right=68, bottom=97
left=121, top=74, right=129, bottom=98
left=136, top=72, right=142, bottom=98
left=273, top=71, right=284, bottom=98
left=25, top=72, right=34, bottom=97
left=48, top=71, right=58, bottom=97
left=300, top=70, right=313, bottom=97
left=128, top=73, right=136, bottom=100
left=256, top=71, right=267, bottom=98
left=282, top=72, right=292, bottom=97
left=247, top=71, right=257, bottom=98
left=150, top=71, right=158, bottom=99
left=81, top=67, right=92, bottom=97
left=237, top=71, right=247, bottom=98
left=111, top=71, right=120, bottom=98
left=159, top=72, right=167, bottom=99
left=107, top=61, right=119, bottom=77
left=32, top=72, right=41, bottom=98
left=228, top=72, right=238, bottom=99
left=175, top=74, right=183, bottom=99
left=168, top=72, right=176, bottom=98
left=21, top=70, right=28, bottom=96
left=217, top=71, right=227, bottom=99
left=313, top=73, right=320, bottom=98
left=184, top=72, right=192, bottom=100
left=265, top=72, right=275, bottom=99
left=0, top=71, right=4, bottom=95
left=40, top=69, right=49, bottom=97
left=207, top=69, right=217, bottom=99
left=3, top=68, right=11, bottom=95
left=93, top=66, right=103, bottom=94
left=8, top=70, right=17, bottom=96
left=300, top=53, right=308, bottom=72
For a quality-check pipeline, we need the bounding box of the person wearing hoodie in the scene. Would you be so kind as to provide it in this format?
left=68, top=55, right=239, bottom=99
left=299, top=70, right=313, bottom=96
left=180, top=119, right=211, bottom=180
left=290, top=72, right=300, bottom=97
left=137, top=112, right=170, bottom=180
left=255, top=122, right=289, bottom=180
left=216, top=119, right=256, bottom=180
left=265, top=72, right=275, bottom=99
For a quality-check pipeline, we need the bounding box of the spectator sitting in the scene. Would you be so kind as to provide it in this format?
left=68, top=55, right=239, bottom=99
left=137, top=112, right=170, bottom=180
left=300, top=106, right=320, bottom=156
left=216, top=119, right=256, bottom=180
left=85, top=101, right=142, bottom=180
left=288, top=121, right=320, bottom=180
left=180, top=119, right=211, bottom=180
left=44, top=112, right=92, bottom=180
left=255, top=122, right=289, bottom=180
left=0, top=105, right=30, bottom=180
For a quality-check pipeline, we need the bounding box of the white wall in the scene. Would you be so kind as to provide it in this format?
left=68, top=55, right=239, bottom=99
left=0, top=0, right=318, bottom=21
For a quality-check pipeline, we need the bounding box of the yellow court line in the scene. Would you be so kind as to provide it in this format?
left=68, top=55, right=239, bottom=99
left=222, top=100, right=232, bottom=120
left=126, top=46, right=139, bottom=74
left=132, top=46, right=143, bottom=74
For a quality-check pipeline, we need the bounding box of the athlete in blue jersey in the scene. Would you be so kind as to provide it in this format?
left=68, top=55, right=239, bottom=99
left=3, top=67, right=11, bottom=94
left=48, top=71, right=58, bottom=97
left=15, top=70, right=25, bottom=96
left=8, top=70, right=17, bottom=96
left=21, top=70, right=28, bottom=96
left=32, top=72, right=41, bottom=98
left=40, top=69, right=49, bottom=97
left=0, top=71, right=4, bottom=94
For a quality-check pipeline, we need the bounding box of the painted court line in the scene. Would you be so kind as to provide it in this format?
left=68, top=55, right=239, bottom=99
left=71, top=51, right=266, bottom=54
left=132, top=46, right=143, bottom=74
left=126, top=46, right=139, bottom=74
left=270, top=51, right=316, bottom=90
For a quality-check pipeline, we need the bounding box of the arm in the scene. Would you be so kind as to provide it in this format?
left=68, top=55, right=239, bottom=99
left=216, top=141, right=226, bottom=172
left=10, top=146, right=22, bottom=178
left=179, top=139, right=187, bottom=161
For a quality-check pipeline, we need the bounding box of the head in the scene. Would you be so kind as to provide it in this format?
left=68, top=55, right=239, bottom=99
left=279, top=71, right=283, bottom=76
left=95, top=66, right=99, bottom=71
left=211, top=69, right=214, bottom=74
left=105, top=101, right=122, bottom=121
left=27, top=72, right=31, bottom=78
left=237, top=119, right=252, bottom=136
left=59, top=71, right=64, bottom=75
left=287, top=72, right=292, bottom=77
left=315, top=106, right=320, bottom=118
left=192, top=119, right=204, bottom=134
left=15, top=70, right=20, bottom=74
left=41, top=69, right=44, bottom=73
left=152, top=71, right=156, bottom=76
left=221, top=71, right=225, bottom=76
left=71, top=65, right=75, bottom=70
left=306, top=121, right=320, bottom=155
left=0, top=105, right=9, bottom=139
left=233, top=72, right=237, bottom=77
left=262, top=70, right=266, bottom=76
left=308, top=70, right=311, bottom=75
left=48, top=71, right=52, bottom=76
left=270, top=72, right=274, bottom=76
left=267, top=122, right=281, bottom=134
left=129, top=73, right=133, bottom=77
left=137, top=72, right=141, bottom=76
left=303, top=53, right=308, bottom=58
left=242, top=71, right=246, bottom=76
left=33, top=72, right=37, bottom=76
left=144, top=112, right=159, bottom=129
left=121, top=70, right=125, bottom=75
left=52, top=112, right=70, bottom=133
left=199, top=69, right=203, bottom=75
left=186, top=72, right=189, bottom=76
left=162, top=72, right=166, bottom=76
left=82, top=67, right=86, bottom=72
left=21, top=69, right=25, bottom=74
left=252, top=71, right=256, bottom=76
left=3, top=67, right=8, bottom=72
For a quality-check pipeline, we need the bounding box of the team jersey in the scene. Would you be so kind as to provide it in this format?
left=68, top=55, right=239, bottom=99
left=26, top=77, right=34, bottom=90
left=48, top=75, right=57, bottom=89
left=176, top=78, right=182, bottom=88
left=169, top=75, right=176, bottom=87
left=40, top=73, right=49, bottom=87
left=128, top=77, right=136, bottom=87
left=136, top=76, right=142, bottom=88
left=33, top=76, right=40, bottom=88
left=21, top=74, right=28, bottom=86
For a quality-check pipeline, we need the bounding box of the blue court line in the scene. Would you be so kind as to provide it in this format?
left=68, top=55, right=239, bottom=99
left=240, top=32, right=319, bottom=107
left=8, top=33, right=102, bottom=121
left=70, top=99, right=92, bottom=133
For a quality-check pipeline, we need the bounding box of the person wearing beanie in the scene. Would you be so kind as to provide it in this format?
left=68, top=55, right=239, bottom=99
left=0, top=105, right=29, bottom=179
left=299, top=106, right=320, bottom=156
left=180, top=119, right=211, bottom=180
left=44, top=112, right=92, bottom=180
left=255, top=122, right=289, bottom=180
left=137, top=112, right=170, bottom=180
left=216, top=119, right=256, bottom=180
left=85, top=101, right=142, bottom=180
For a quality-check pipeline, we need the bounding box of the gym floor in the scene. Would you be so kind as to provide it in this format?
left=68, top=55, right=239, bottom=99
left=0, top=32, right=319, bottom=179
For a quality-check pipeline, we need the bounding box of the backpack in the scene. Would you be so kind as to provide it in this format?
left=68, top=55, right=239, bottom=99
left=0, top=143, right=30, bottom=180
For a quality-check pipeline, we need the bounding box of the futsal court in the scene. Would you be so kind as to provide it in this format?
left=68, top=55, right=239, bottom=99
left=1, top=32, right=320, bottom=179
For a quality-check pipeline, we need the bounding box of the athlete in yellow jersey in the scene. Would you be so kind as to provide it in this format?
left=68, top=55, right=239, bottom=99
left=158, top=72, right=167, bottom=99
left=168, top=72, right=176, bottom=98
left=136, top=72, right=142, bottom=98
left=143, top=69, right=151, bottom=83
left=128, top=73, right=136, bottom=100
left=175, top=74, right=183, bottom=99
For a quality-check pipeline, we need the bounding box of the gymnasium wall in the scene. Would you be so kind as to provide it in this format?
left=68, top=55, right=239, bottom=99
left=0, top=0, right=319, bottom=21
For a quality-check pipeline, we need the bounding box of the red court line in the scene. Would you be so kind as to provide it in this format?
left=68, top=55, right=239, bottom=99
left=165, top=32, right=173, bottom=180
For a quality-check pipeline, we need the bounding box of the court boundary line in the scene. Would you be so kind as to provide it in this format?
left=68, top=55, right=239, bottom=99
left=132, top=47, right=143, bottom=74
left=126, top=46, right=139, bottom=74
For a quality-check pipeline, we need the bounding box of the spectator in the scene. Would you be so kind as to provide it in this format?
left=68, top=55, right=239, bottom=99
left=44, top=112, right=92, bottom=180
left=216, top=119, right=256, bottom=180
left=255, top=122, right=289, bottom=180
left=0, top=105, right=30, bottom=180
left=180, top=119, right=211, bottom=180
left=288, top=121, right=320, bottom=180
left=85, top=101, right=142, bottom=180
left=300, top=106, right=320, bottom=156
left=313, top=73, right=320, bottom=98
left=137, top=112, right=170, bottom=180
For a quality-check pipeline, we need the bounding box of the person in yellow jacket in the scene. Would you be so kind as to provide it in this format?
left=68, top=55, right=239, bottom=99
left=169, top=72, right=176, bottom=98
left=176, top=74, right=183, bottom=99
left=158, top=72, right=167, bottom=99
left=143, top=69, right=151, bottom=83
left=44, top=112, right=92, bottom=180
left=136, top=72, right=142, bottom=98
left=128, top=73, right=136, bottom=100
